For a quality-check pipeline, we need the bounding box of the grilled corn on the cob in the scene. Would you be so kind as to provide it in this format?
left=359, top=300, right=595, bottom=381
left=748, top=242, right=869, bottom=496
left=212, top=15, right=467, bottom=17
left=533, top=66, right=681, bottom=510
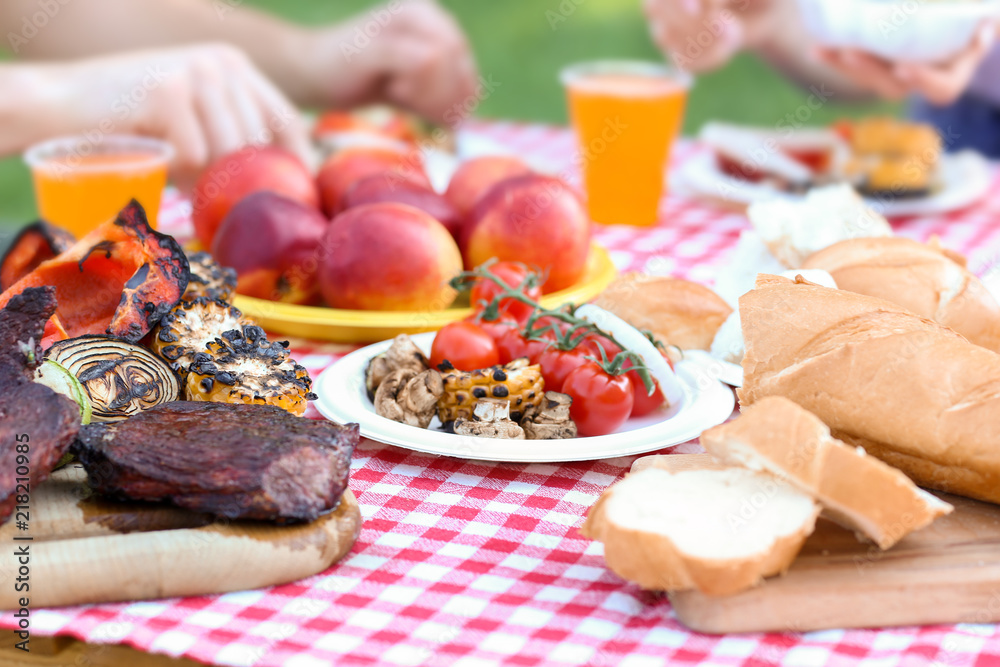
left=437, top=358, right=544, bottom=424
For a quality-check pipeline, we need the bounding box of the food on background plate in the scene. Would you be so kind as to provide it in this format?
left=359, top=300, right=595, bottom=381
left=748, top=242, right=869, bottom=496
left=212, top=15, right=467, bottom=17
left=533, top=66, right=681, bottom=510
left=190, top=145, right=319, bottom=250
left=0, top=200, right=189, bottom=347
left=46, top=335, right=179, bottom=423
left=74, top=401, right=358, bottom=524
left=437, top=357, right=545, bottom=425
left=319, top=202, right=463, bottom=311
left=374, top=367, right=444, bottom=429
left=701, top=397, right=953, bottom=550
left=444, top=155, right=534, bottom=220
left=316, top=145, right=430, bottom=217
left=462, top=174, right=592, bottom=293
left=699, top=121, right=847, bottom=191
left=520, top=391, right=577, bottom=439
left=740, top=274, right=1000, bottom=504
left=593, top=273, right=732, bottom=351
left=152, top=297, right=251, bottom=376
left=429, top=320, right=500, bottom=371
left=312, top=105, right=454, bottom=154
left=211, top=191, right=329, bottom=305
left=836, top=118, right=941, bottom=198
left=746, top=184, right=893, bottom=269
left=182, top=251, right=238, bottom=302
left=0, top=287, right=82, bottom=522
left=186, top=325, right=316, bottom=417
left=453, top=398, right=526, bottom=439
left=365, top=334, right=431, bottom=399
left=581, top=464, right=820, bottom=595
left=801, top=236, right=1000, bottom=353
left=0, top=220, right=76, bottom=291
left=341, top=175, right=463, bottom=240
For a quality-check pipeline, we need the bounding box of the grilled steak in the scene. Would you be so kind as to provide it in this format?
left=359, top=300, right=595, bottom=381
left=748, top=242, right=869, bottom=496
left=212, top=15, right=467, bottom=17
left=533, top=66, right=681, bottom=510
left=0, top=287, right=81, bottom=523
left=74, top=401, right=358, bottom=523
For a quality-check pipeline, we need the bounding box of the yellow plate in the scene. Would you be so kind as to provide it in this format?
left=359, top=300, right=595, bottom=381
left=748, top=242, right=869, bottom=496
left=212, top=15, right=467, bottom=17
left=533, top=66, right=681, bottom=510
left=234, top=243, right=617, bottom=344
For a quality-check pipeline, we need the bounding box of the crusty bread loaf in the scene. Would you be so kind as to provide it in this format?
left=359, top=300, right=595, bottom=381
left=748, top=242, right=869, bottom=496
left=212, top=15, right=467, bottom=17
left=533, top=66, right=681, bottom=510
left=802, top=237, right=1000, bottom=352
left=592, top=273, right=732, bottom=350
left=581, top=465, right=819, bottom=595
left=739, top=274, right=1000, bottom=504
left=701, top=396, right=952, bottom=549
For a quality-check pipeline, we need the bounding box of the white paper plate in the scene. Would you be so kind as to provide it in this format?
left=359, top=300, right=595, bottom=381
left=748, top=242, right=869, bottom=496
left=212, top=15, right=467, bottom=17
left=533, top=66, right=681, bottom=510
left=313, top=332, right=735, bottom=462
left=673, top=149, right=991, bottom=217
left=681, top=350, right=743, bottom=388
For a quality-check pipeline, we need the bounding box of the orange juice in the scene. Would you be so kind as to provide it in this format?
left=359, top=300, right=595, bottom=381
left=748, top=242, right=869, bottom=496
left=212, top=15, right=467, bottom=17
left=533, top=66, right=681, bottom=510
left=25, top=136, right=172, bottom=237
left=562, top=62, right=690, bottom=226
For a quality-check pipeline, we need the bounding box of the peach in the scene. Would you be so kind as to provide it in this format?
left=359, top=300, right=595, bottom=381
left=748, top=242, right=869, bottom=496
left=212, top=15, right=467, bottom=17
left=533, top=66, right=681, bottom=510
left=191, top=146, right=318, bottom=249
left=445, top=156, right=533, bottom=219
left=316, top=146, right=430, bottom=217
left=320, top=203, right=462, bottom=311
left=211, top=191, right=329, bottom=305
left=341, top=175, right=462, bottom=239
left=462, top=175, right=591, bottom=293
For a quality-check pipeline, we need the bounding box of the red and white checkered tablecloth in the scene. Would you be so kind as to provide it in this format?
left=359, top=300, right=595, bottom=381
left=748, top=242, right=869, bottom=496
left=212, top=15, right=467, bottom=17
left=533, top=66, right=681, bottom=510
left=9, top=120, right=1000, bottom=667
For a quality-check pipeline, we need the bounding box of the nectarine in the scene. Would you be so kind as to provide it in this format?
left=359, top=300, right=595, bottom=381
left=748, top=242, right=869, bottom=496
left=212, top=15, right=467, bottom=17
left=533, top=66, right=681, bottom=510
left=211, top=191, right=329, bottom=305
left=462, top=175, right=591, bottom=293
left=342, top=175, right=462, bottom=239
left=316, top=146, right=430, bottom=217
left=320, top=203, right=462, bottom=311
left=191, top=146, right=318, bottom=249
left=445, top=156, right=532, bottom=219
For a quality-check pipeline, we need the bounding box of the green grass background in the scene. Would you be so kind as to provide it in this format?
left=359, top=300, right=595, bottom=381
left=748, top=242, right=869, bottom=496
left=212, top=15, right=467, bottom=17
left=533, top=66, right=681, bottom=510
left=0, top=0, right=899, bottom=240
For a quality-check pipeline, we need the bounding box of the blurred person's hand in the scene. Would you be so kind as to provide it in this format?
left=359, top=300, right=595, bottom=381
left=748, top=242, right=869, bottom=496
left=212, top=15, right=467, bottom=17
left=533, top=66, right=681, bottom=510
left=815, top=22, right=997, bottom=105
left=308, top=0, right=478, bottom=125
left=643, top=0, right=787, bottom=72
left=46, top=44, right=310, bottom=187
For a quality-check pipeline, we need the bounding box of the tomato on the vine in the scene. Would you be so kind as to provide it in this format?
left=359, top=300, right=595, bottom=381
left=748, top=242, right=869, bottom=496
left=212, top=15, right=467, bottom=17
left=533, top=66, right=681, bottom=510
left=470, top=261, right=541, bottom=324
left=496, top=327, right=551, bottom=364
left=561, top=363, right=634, bottom=437
left=626, top=370, right=665, bottom=417
left=430, top=321, right=499, bottom=371
left=578, top=333, right=622, bottom=361
left=464, top=313, right=517, bottom=343
left=538, top=346, right=591, bottom=392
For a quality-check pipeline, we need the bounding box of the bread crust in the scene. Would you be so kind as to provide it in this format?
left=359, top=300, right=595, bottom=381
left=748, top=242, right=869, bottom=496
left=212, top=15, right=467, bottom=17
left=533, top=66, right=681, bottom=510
left=701, top=396, right=952, bottom=549
left=581, top=466, right=819, bottom=596
left=592, top=273, right=732, bottom=350
left=738, top=275, right=1000, bottom=504
left=802, top=237, right=1000, bottom=352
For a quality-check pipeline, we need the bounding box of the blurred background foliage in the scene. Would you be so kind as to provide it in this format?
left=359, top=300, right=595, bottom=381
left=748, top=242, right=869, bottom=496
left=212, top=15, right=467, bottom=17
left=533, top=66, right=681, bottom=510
left=0, top=0, right=899, bottom=234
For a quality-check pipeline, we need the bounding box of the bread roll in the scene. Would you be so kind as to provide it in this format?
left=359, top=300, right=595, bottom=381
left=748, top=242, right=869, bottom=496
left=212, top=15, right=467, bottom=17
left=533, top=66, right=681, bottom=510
left=739, top=274, right=1000, bottom=504
left=701, top=396, right=952, bottom=549
left=581, top=465, right=819, bottom=595
left=802, top=237, right=1000, bottom=352
left=592, top=273, right=732, bottom=350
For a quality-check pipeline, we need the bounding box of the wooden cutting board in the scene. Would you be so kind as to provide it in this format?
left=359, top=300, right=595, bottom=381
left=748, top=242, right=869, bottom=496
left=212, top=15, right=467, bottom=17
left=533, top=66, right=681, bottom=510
left=0, top=465, right=361, bottom=609
left=630, top=454, right=1000, bottom=634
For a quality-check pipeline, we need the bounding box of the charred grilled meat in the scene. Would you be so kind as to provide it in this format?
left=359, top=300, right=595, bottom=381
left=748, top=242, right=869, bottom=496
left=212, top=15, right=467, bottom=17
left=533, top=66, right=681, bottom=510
left=0, top=287, right=81, bottom=523
left=74, top=401, right=358, bottom=523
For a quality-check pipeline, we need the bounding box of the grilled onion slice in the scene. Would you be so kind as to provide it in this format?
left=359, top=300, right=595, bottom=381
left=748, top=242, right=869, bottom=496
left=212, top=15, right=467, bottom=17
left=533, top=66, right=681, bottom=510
left=45, top=335, right=179, bottom=422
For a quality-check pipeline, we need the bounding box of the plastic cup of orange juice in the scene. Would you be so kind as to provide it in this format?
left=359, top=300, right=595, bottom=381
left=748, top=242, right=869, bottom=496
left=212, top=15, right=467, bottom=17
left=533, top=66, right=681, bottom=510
left=561, top=60, right=691, bottom=226
left=24, top=135, right=172, bottom=237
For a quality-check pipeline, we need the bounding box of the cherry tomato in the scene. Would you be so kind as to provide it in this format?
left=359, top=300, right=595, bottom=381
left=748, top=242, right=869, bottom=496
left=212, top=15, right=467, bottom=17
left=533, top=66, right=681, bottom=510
left=470, top=261, right=541, bottom=324
left=430, top=321, right=500, bottom=371
left=626, top=369, right=665, bottom=417
left=561, top=363, right=634, bottom=437
left=578, top=333, right=622, bottom=361
left=464, top=313, right=517, bottom=343
left=496, top=327, right=552, bottom=365
left=538, top=346, right=590, bottom=392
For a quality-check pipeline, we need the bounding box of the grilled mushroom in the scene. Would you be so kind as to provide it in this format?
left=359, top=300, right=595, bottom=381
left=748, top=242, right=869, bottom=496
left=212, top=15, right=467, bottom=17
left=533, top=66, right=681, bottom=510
left=185, top=325, right=316, bottom=416
left=453, top=398, right=525, bottom=439
left=151, top=297, right=250, bottom=375
left=365, top=334, right=430, bottom=398
left=46, top=335, right=179, bottom=423
left=521, top=391, right=577, bottom=439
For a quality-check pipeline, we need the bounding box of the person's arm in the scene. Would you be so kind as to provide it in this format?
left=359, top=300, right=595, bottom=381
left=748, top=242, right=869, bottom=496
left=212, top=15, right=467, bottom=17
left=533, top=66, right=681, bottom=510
left=0, top=0, right=478, bottom=124
left=0, top=45, right=310, bottom=184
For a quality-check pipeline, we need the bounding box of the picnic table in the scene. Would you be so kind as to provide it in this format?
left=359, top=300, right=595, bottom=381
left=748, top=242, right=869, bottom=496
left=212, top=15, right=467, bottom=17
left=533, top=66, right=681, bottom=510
left=4, top=119, right=1000, bottom=667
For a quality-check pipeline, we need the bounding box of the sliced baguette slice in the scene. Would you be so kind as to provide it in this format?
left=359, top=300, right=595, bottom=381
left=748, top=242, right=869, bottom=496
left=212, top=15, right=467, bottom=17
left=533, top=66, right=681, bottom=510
left=581, top=466, right=819, bottom=596
left=701, top=396, right=953, bottom=550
